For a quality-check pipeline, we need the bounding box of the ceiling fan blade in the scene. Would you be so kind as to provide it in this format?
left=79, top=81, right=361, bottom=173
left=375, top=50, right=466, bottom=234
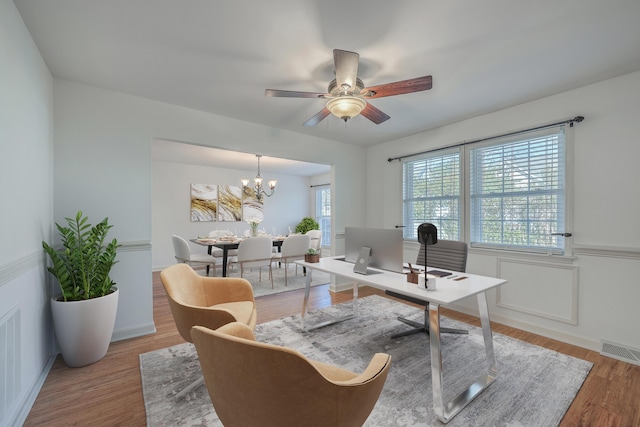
left=265, top=89, right=329, bottom=98
left=303, top=107, right=331, bottom=126
left=333, top=49, right=359, bottom=93
left=362, top=75, right=432, bottom=99
left=360, top=103, right=390, bottom=124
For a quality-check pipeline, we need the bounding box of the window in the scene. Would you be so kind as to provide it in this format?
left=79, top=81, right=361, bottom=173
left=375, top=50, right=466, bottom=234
left=402, top=151, right=460, bottom=241
left=470, top=130, right=565, bottom=254
left=315, top=186, right=331, bottom=248
left=402, top=125, right=568, bottom=255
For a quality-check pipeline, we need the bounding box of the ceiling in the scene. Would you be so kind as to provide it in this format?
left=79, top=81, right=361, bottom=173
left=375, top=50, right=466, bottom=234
left=15, top=0, right=640, bottom=149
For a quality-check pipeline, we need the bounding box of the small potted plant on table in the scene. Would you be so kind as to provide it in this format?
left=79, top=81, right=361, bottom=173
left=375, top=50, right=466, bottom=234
left=305, top=248, right=320, bottom=263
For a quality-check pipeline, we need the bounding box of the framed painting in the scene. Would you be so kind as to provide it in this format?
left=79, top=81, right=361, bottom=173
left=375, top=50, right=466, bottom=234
left=218, top=185, right=243, bottom=221
left=190, top=184, right=217, bottom=222
left=242, top=186, right=264, bottom=222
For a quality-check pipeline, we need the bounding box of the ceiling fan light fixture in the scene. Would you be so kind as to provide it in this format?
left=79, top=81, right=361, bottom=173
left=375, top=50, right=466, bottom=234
left=326, top=96, right=366, bottom=122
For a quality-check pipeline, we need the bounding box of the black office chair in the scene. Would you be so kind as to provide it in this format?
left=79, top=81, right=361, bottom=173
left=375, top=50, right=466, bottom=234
left=386, top=239, right=469, bottom=338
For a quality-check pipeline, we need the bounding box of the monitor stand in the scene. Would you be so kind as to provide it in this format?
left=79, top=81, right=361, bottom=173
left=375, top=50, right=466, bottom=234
left=353, top=246, right=372, bottom=275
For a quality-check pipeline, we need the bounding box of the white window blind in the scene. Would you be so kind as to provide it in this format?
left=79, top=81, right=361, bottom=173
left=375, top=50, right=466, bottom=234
left=469, top=128, right=566, bottom=254
left=315, top=186, right=331, bottom=248
left=402, top=151, right=461, bottom=241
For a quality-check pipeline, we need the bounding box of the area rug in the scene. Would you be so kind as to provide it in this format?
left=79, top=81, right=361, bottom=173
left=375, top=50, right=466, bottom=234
left=140, top=295, right=592, bottom=427
left=203, top=264, right=331, bottom=297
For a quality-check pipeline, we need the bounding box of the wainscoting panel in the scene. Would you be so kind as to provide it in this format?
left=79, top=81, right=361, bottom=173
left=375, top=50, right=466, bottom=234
left=497, top=259, right=578, bottom=325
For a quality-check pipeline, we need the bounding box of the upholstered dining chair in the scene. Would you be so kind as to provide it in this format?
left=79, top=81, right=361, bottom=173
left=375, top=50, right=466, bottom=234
left=305, top=229, right=322, bottom=252
left=191, top=322, right=392, bottom=427
left=233, top=236, right=274, bottom=288
left=386, top=239, right=469, bottom=338
left=172, top=234, right=217, bottom=276
left=271, top=234, right=311, bottom=286
left=160, top=263, right=257, bottom=399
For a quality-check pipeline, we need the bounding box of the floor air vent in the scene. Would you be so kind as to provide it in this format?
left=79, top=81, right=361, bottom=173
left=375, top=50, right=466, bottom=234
left=601, top=340, right=640, bottom=366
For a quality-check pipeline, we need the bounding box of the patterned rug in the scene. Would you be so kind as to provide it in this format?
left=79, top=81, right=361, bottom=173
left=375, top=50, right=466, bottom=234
left=140, top=295, right=592, bottom=426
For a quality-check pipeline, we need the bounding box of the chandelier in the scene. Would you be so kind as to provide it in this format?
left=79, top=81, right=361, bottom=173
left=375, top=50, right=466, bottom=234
left=241, top=154, right=276, bottom=201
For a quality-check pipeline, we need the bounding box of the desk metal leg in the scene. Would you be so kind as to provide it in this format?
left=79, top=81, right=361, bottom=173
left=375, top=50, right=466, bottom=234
left=429, top=292, right=497, bottom=423
left=301, top=271, right=358, bottom=331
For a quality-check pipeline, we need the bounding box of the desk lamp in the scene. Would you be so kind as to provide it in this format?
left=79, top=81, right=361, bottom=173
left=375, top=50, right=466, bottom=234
left=417, top=223, right=438, bottom=284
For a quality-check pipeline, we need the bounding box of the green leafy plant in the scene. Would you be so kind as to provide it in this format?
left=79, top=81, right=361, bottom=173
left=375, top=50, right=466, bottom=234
left=42, top=211, right=120, bottom=302
left=295, top=217, right=319, bottom=235
left=307, top=248, right=318, bottom=255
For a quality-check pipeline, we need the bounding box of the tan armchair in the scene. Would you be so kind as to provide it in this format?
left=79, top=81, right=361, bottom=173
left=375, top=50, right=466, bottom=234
left=191, top=322, right=392, bottom=427
left=160, top=263, right=257, bottom=398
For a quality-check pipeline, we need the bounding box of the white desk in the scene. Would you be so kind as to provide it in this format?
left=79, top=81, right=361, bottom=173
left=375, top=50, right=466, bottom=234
left=295, top=256, right=507, bottom=424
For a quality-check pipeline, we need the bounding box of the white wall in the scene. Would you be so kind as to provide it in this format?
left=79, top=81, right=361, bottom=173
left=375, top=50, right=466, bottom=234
left=53, top=78, right=367, bottom=342
left=366, top=71, right=640, bottom=351
left=152, top=159, right=316, bottom=270
left=0, top=1, right=54, bottom=425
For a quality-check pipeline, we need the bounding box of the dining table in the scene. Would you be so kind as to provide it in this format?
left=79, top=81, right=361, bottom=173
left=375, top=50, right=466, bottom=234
left=191, top=236, right=285, bottom=277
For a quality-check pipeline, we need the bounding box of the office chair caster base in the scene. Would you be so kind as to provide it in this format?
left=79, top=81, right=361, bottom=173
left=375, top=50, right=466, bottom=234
left=391, top=316, right=469, bottom=339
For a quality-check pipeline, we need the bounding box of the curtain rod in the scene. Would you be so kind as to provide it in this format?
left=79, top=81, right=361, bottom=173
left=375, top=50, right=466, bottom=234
left=310, top=183, right=330, bottom=188
left=387, top=115, right=584, bottom=163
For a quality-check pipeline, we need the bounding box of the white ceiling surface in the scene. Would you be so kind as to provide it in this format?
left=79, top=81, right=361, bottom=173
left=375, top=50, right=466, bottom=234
left=15, top=0, right=640, bottom=147
left=152, top=140, right=331, bottom=176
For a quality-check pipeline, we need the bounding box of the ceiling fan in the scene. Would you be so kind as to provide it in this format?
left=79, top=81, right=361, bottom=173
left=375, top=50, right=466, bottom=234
left=265, top=49, right=432, bottom=126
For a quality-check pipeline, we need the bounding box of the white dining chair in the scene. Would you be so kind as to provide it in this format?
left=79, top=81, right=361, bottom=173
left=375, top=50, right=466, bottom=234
left=272, top=234, right=310, bottom=286
left=305, top=229, right=322, bottom=253
left=172, top=235, right=217, bottom=276
left=233, top=237, right=274, bottom=287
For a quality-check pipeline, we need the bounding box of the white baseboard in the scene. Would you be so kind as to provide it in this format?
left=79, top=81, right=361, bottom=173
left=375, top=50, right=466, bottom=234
left=5, top=354, right=56, bottom=427
left=111, top=322, right=157, bottom=342
left=445, top=303, right=601, bottom=352
left=325, top=284, right=601, bottom=353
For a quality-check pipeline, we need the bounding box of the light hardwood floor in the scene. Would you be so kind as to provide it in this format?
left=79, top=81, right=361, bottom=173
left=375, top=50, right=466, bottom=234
left=24, top=272, right=640, bottom=426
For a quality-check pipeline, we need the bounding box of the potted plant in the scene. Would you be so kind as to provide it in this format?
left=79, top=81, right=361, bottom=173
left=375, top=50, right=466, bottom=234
left=295, top=217, right=319, bottom=235
left=42, top=211, right=120, bottom=367
left=304, top=248, right=320, bottom=263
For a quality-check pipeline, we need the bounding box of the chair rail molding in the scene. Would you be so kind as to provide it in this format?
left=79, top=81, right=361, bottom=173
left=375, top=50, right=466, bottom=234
left=0, top=241, right=151, bottom=288
left=572, top=243, right=640, bottom=260
left=0, top=251, right=44, bottom=288
left=119, top=240, right=153, bottom=252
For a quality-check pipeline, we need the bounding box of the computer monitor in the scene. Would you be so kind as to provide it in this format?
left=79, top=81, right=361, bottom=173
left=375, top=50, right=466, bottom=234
left=344, top=227, right=404, bottom=273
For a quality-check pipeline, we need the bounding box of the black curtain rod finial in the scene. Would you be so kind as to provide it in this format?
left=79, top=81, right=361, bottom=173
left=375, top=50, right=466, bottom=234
left=570, top=116, right=585, bottom=127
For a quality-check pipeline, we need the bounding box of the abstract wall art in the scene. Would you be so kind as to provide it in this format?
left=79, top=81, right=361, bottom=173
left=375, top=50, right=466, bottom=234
left=242, top=186, right=264, bottom=222
left=217, top=185, right=243, bottom=221
left=190, top=184, right=217, bottom=222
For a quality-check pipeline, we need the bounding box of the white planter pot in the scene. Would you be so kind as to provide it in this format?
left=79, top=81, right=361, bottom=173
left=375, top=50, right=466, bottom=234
left=51, top=288, right=119, bottom=368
